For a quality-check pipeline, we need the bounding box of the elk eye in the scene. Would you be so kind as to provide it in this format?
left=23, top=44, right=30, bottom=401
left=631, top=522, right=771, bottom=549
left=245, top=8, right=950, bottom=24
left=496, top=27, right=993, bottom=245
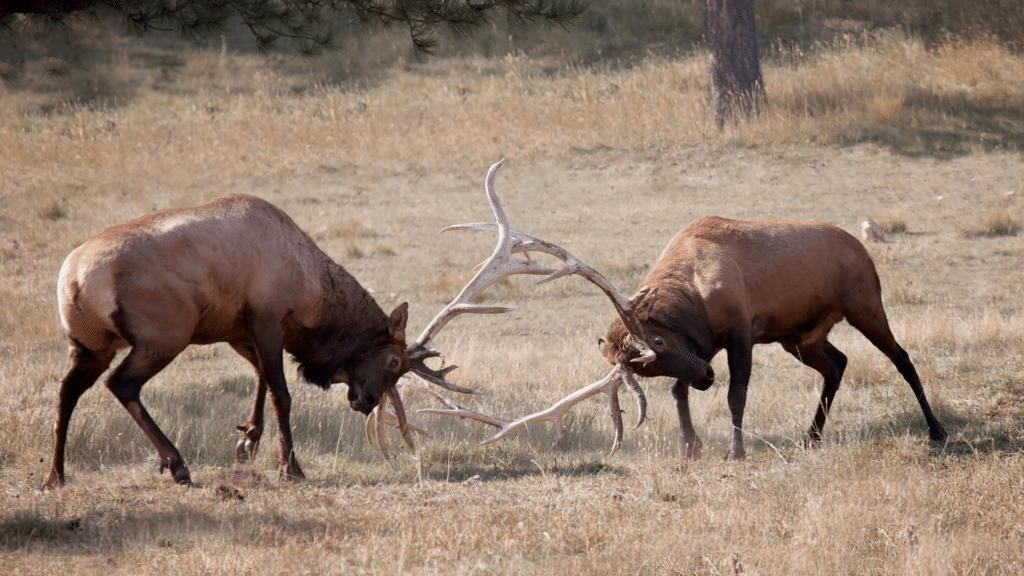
left=388, top=356, right=400, bottom=370
left=653, top=336, right=665, bottom=347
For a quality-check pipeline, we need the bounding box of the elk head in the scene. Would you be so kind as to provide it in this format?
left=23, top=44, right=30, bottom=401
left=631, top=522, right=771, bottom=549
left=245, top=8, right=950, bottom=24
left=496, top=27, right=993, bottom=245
left=599, top=306, right=716, bottom=391
left=333, top=303, right=411, bottom=414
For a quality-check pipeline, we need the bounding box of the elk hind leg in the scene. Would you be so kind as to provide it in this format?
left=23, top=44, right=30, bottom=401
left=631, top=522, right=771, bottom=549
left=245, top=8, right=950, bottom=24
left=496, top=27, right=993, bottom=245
left=230, top=343, right=267, bottom=464
left=44, top=340, right=116, bottom=488
left=847, top=311, right=947, bottom=442
left=104, top=346, right=193, bottom=485
left=670, top=379, right=703, bottom=460
left=782, top=341, right=847, bottom=447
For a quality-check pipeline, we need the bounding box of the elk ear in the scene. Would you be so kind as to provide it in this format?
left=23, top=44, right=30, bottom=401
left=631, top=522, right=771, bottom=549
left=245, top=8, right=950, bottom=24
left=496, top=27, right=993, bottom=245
left=633, top=286, right=658, bottom=322
left=389, top=302, right=409, bottom=343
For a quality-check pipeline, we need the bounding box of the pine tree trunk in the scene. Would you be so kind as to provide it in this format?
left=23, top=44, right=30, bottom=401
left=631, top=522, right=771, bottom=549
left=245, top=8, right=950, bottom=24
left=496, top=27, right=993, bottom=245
left=705, top=0, right=765, bottom=127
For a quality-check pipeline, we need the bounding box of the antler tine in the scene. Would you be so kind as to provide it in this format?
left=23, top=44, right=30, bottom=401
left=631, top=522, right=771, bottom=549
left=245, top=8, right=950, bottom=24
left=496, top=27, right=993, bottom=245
left=418, top=364, right=646, bottom=456
left=406, top=159, right=556, bottom=391
left=365, top=388, right=430, bottom=461
left=411, top=372, right=511, bottom=428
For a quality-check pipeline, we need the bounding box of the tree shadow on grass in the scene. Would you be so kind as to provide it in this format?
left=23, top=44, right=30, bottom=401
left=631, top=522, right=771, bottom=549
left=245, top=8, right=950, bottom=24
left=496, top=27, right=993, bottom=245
left=839, top=87, right=1024, bottom=159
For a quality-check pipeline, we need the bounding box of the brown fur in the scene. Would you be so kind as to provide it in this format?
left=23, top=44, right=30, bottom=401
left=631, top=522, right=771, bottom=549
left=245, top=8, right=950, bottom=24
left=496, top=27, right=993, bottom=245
left=44, top=194, right=410, bottom=487
left=602, top=216, right=946, bottom=460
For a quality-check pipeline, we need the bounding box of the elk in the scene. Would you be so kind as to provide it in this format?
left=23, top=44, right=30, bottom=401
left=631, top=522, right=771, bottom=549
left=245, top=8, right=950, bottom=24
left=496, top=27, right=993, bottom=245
left=598, top=216, right=948, bottom=460
left=45, top=193, right=476, bottom=487
left=421, top=177, right=947, bottom=461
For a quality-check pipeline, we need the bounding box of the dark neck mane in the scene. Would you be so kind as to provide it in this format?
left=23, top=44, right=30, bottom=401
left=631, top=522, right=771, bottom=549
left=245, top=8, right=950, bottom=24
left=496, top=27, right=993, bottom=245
left=285, top=257, right=391, bottom=389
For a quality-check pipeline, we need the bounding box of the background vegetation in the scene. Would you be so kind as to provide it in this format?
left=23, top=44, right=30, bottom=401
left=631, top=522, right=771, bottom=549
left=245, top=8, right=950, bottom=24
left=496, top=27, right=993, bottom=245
left=2, top=0, right=1022, bottom=574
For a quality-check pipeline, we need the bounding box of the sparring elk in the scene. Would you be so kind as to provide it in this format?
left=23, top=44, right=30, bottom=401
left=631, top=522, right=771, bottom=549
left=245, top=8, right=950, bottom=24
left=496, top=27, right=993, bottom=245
left=598, top=216, right=948, bottom=460
left=46, top=193, right=452, bottom=487
left=423, top=167, right=947, bottom=461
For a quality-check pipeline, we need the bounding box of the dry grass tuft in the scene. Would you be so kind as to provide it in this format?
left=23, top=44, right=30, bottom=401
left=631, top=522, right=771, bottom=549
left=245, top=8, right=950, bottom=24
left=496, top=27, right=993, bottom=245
left=878, top=215, right=910, bottom=235
left=35, top=199, right=67, bottom=221
left=960, top=211, right=1022, bottom=238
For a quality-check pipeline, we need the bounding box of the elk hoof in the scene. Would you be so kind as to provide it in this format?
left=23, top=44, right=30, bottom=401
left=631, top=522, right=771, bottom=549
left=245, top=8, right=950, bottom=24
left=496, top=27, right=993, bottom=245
left=235, top=425, right=262, bottom=463
left=803, top=431, right=823, bottom=449
left=724, top=448, right=746, bottom=461
left=279, top=459, right=305, bottom=481
left=930, top=426, right=948, bottom=444
left=235, top=438, right=260, bottom=463
left=160, top=456, right=193, bottom=485
left=682, top=438, right=703, bottom=461
left=42, top=470, right=64, bottom=490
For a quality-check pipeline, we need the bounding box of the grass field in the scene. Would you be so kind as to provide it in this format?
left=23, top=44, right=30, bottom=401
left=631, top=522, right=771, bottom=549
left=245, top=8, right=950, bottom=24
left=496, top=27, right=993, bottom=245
left=2, top=11, right=1024, bottom=575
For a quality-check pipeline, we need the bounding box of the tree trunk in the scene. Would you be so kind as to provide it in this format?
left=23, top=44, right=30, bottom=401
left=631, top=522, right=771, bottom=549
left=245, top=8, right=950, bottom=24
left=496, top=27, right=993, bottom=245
left=705, top=0, right=765, bottom=127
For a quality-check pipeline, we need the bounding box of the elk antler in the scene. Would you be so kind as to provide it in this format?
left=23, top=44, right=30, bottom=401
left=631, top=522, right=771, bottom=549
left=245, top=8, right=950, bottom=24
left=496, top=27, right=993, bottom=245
left=443, top=223, right=658, bottom=365
left=404, top=159, right=561, bottom=390
left=408, top=159, right=658, bottom=454
left=418, top=363, right=647, bottom=456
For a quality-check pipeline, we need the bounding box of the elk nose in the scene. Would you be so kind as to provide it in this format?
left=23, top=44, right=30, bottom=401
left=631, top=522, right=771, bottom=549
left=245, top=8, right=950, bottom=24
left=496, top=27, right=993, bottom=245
left=350, top=394, right=379, bottom=415
left=693, top=366, right=715, bottom=391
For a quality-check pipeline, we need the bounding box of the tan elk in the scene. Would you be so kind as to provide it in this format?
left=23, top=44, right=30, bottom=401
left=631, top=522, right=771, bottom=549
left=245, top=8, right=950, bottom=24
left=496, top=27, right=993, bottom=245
left=45, top=189, right=530, bottom=487
left=46, top=194, right=419, bottom=487
left=422, top=174, right=948, bottom=461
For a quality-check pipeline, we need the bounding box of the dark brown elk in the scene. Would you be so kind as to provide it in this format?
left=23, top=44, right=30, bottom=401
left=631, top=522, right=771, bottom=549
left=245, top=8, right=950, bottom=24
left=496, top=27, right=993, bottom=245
left=598, top=216, right=948, bottom=460
left=45, top=193, right=460, bottom=487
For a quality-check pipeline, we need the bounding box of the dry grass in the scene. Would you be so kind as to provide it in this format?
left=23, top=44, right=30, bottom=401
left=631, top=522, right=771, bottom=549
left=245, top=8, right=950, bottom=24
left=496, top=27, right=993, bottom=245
left=2, top=31, right=1024, bottom=575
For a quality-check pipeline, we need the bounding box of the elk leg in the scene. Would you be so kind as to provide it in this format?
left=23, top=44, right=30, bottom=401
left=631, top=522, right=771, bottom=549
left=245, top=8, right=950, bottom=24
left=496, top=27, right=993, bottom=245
left=724, top=336, right=754, bottom=461
left=251, top=328, right=304, bottom=481
left=43, top=341, right=116, bottom=488
left=670, top=379, right=703, bottom=460
left=848, top=313, right=948, bottom=443
left=104, top=346, right=192, bottom=485
left=782, top=341, right=847, bottom=447
left=230, top=343, right=266, bottom=463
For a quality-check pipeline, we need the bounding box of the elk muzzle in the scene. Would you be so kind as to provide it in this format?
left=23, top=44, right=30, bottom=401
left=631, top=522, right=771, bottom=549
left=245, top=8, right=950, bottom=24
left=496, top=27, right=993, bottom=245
left=348, top=385, right=380, bottom=415
left=691, top=365, right=715, bottom=391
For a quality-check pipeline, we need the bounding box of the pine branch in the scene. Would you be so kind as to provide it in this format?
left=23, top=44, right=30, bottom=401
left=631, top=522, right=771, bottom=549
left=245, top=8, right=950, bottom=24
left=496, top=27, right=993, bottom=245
left=2, top=0, right=586, bottom=54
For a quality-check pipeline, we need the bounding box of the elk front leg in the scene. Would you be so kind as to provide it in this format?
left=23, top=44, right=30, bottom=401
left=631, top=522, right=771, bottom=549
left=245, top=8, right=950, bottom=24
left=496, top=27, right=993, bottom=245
left=670, top=379, right=703, bottom=460
left=724, top=336, right=753, bottom=461
left=252, top=328, right=304, bottom=480
left=230, top=343, right=266, bottom=463
left=236, top=377, right=266, bottom=463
